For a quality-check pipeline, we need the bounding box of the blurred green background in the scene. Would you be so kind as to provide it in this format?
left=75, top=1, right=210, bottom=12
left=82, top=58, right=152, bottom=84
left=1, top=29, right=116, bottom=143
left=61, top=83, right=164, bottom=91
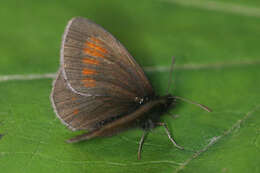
left=0, top=0, right=260, bottom=173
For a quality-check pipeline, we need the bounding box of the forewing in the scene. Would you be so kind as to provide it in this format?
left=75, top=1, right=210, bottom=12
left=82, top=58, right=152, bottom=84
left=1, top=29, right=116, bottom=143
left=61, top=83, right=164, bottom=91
left=51, top=70, right=137, bottom=131
left=61, top=17, right=154, bottom=100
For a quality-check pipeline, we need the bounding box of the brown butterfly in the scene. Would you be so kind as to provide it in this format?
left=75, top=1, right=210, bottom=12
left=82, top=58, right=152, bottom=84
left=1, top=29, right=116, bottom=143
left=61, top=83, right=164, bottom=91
left=50, top=17, right=211, bottom=160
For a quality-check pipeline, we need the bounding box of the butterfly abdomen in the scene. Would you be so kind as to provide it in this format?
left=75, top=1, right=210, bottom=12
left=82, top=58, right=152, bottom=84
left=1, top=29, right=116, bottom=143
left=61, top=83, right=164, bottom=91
left=67, top=96, right=173, bottom=143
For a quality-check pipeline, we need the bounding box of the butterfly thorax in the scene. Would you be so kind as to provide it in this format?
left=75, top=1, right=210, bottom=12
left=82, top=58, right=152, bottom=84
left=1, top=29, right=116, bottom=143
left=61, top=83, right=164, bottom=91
left=135, top=94, right=176, bottom=130
left=135, top=94, right=174, bottom=106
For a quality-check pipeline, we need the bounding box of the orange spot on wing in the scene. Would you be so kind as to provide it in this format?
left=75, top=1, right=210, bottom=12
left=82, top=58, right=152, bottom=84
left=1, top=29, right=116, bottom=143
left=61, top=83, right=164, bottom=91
left=86, top=42, right=108, bottom=54
left=72, top=97, right=77, bottom=101
left=84, top=48, right=105, bottom=58
left=81, top=78, right=96, bottom=87
left=83, top=37, right=108, bottom=58
left=82, top=68, right=96, bottom=75
left=96, top=46, right=107, bottom=54
left=82, top=58, right=99, bottom=65
left=73, top=109, right=79, bottom=115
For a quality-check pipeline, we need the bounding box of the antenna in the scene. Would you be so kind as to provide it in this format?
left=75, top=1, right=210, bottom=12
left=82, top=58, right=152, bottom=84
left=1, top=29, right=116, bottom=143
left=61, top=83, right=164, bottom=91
left=173, top=96, right=212, bottom=112
left=166, top=56, right=175, bottom=94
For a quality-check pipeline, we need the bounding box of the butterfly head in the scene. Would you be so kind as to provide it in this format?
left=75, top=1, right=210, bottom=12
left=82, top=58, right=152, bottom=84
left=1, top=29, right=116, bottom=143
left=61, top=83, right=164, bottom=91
left=135, top=96, right=153, bottom=105
left=135, top=94, right=176, bottom=108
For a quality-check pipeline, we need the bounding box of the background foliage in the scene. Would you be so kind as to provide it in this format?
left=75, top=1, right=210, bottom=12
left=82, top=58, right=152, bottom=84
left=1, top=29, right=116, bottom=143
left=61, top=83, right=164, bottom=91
left=0, top=0, right=259, bottom=172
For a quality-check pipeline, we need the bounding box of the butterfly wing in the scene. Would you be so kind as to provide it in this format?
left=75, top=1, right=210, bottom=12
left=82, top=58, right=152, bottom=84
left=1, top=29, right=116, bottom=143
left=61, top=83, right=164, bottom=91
left=60, top=17, right=154, bottom=100
left=51, top=17, right=154, bottom=131
left=51, top=69, right=137, bottom=131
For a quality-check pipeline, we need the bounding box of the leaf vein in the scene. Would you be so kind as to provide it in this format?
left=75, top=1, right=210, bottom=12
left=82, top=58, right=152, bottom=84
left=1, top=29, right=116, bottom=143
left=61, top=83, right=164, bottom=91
left=174, top=104, right=260, bottom=173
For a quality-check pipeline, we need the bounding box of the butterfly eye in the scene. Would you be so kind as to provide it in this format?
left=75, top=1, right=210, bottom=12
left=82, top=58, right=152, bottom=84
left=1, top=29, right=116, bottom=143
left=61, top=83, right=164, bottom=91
left=139, top=98, right=144, bottom=104
left=134, top=97, right=143, bottom=104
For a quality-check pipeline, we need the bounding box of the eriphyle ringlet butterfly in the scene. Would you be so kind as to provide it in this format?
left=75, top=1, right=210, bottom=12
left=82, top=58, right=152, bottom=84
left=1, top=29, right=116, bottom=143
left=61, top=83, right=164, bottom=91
left=50, top=17, right=211, bottom=160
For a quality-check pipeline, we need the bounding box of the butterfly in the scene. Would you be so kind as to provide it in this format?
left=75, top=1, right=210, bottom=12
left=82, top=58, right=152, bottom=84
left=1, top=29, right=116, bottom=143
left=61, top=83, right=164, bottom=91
left=50, top=17, right=211, bottom=159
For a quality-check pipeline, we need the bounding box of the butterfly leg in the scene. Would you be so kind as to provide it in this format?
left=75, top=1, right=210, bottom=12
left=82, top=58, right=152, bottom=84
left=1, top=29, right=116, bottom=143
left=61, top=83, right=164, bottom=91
left=138, top=130, right=149, bottom=160
left=157, top=122, right=184, bottom=150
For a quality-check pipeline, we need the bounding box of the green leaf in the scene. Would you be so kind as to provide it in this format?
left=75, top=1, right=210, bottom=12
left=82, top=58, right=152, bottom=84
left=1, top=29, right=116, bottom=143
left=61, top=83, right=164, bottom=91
left=0, top=0, right=260, bottom=173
